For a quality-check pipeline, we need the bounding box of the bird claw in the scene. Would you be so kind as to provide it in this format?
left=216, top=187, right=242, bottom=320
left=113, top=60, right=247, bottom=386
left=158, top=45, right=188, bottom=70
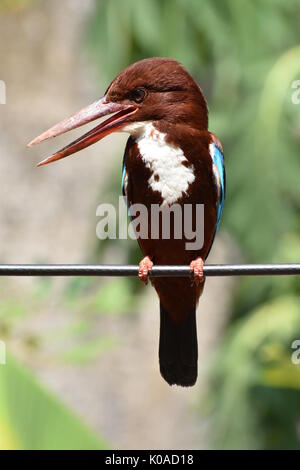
left=139, top=256, right=153, bottom=285
left=190, top=257, right=205, bottom=286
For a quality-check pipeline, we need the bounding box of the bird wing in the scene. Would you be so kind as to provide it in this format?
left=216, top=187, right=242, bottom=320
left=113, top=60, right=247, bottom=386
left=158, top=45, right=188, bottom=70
left=202, top=134, right=225, bottom=258
left=121, top=160, right=127, bottom=199
left=210, top=140, right=226, bottom=231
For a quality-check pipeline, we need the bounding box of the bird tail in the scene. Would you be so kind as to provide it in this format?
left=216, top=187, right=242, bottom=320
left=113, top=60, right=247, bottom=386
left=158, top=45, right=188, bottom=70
left=159, top=303, right=198, bottom=387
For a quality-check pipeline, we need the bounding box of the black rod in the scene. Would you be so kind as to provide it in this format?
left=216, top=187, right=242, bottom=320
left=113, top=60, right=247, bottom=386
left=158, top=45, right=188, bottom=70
left=0, top=264, right=299, bottom=277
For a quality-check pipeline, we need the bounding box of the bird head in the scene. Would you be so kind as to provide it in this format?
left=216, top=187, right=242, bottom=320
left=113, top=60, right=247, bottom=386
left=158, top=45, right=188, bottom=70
left=28, top=58, right=208, bottom=166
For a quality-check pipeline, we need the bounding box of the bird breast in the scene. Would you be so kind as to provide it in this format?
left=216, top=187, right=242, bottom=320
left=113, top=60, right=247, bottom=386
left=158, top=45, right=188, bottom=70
left=124, top=122, right=195, bottom=205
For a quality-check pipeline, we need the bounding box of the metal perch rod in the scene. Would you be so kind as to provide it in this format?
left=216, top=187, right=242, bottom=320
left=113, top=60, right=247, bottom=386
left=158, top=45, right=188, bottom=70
left=0, top=264, right=299, bottom=277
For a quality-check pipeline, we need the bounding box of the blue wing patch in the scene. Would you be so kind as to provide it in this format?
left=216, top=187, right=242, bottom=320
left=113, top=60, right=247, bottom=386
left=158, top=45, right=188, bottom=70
left=121, top=161, right=127, bottom=198
left=210, top=142, right=225, bottom=231
left=121, top=159, right=131, bottom=214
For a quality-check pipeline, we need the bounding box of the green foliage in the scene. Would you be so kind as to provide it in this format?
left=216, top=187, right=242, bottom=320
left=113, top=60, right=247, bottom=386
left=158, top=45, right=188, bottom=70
left=209, top=296, right=300, bottom=449
left=0, top=277, right=119, bottom=369
left=0, top=355, right=107, bottom=449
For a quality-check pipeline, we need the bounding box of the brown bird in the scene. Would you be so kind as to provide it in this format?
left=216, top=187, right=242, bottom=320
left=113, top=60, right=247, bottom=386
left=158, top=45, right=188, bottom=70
left=28, top=58, right=225, bottom=387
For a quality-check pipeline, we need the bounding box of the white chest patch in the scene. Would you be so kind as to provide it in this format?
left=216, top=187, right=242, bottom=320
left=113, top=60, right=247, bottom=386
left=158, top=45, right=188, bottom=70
left=123, top=122, right=195, bottom=205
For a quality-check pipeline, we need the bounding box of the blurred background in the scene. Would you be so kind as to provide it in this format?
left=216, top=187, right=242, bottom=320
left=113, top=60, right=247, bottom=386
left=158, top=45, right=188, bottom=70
left=0, top=0, right=300, bottom=450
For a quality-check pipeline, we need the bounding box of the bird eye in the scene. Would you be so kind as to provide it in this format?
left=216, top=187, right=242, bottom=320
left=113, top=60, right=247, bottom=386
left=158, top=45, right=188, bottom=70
left=129, top=88, right=146, bottom=103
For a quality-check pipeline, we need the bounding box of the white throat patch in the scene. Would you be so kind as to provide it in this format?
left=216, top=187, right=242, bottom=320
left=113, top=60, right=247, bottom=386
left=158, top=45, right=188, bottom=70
left=123, top=122, right=195, bottom=205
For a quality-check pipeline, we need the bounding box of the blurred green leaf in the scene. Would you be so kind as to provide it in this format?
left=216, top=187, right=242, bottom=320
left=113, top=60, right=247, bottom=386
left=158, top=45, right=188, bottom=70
left=0, top=355, right=107, bottom=449
left=209, top=296, right=300, bottom=449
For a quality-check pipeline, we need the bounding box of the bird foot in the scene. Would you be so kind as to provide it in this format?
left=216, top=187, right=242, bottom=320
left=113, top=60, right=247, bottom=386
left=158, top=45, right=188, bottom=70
left=139, top=256, right=153, bottom=285
left=190, top=257, right=205, bottom=286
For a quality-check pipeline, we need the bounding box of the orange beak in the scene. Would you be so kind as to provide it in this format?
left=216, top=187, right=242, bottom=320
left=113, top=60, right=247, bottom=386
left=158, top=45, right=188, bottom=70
left=28, top=96, right=138, bottom=166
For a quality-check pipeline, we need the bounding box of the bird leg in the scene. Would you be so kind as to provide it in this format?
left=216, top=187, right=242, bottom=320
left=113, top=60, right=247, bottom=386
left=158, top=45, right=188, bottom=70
left=190, top=257, right=205, bottom=286
left=139, top=256, right=153, bottom=285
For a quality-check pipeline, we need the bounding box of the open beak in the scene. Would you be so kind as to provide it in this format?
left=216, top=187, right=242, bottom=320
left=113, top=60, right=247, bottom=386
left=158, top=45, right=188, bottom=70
left=27, top=96, right=138, bottom=166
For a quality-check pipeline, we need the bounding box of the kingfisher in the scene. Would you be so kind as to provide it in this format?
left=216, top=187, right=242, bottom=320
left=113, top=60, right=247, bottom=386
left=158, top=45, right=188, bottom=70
left=28, top=58, right=225, bottom=387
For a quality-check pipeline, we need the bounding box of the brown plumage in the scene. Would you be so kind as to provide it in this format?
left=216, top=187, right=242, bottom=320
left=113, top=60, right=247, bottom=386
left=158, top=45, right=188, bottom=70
left=124, top=129, right=217, bottom=386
